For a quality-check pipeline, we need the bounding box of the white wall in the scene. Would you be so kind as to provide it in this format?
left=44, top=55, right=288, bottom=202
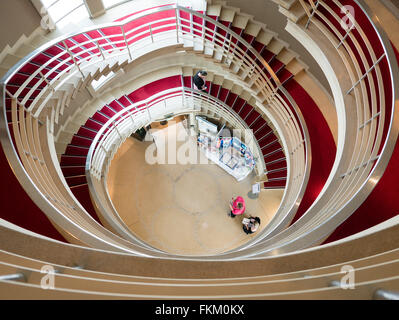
left=225, top=0, right=331, bottom=95
left=0, top=0, right=42, bottom=52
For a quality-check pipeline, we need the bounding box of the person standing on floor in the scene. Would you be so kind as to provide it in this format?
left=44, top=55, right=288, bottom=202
left=229, top=196, right=246, bottom=218
left=193, top=70, right=208, bottom=92
left=242, top=216, right=261, bottom=234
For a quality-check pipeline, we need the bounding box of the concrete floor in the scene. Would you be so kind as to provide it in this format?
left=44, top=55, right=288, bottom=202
left=106, top=120, right=284, bottom=256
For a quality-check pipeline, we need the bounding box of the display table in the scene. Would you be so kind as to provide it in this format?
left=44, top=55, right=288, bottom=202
left=197, top=134, right=255, bottom=181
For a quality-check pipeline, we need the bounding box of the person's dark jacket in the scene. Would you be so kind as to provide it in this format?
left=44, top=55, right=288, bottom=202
left=193, top=71, right=206, bottom=91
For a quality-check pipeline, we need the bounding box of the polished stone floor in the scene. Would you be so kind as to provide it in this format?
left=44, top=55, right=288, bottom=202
left=106, top=120, right=284, bottom=256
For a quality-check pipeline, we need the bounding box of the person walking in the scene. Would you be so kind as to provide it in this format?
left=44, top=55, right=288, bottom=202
left=229, top=196, right=246, bottom=218
left=193, top=70, right=208, bottom=92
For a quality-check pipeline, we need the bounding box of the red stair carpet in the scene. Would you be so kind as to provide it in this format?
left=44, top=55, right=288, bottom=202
left=284, top=79, right=337, bottom=224
left=323, top=43, right=399, bottom=243
left=0, top=145, right=67, bottom=242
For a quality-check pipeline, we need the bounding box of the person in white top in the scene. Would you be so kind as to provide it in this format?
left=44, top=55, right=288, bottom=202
left=242, top=216, right=261, bottom=234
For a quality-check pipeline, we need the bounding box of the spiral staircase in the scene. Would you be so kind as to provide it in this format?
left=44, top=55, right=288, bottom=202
left=0, top=0, right=398, bottom=299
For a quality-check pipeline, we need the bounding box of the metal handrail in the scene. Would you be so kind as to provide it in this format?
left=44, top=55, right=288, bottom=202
left=215, top=0, right=399, bottom=259
left=1, top=5, right=279, bottom=103
left=85, top=86, right=308, bottom=254
left=86, top=87, right=274, bottom=176
left=86, top=88, right=267, bottom=252
left=0, top=3, right=340, bottom=259
left=0, top=4, right=302, bottom=169
left=0, top=0, right=394, bottom=261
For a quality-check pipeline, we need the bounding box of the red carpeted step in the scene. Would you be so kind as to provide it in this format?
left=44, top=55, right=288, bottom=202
left=242, top=33, right=256, bottom=59
left=218, top=87, right=229, bottom=103
left=279, top=69, right=294, bottom=85
left=100, top=105, right=118, bottom=118
left=258, top=131, right=277, bottom=145
left=60, top=155, right=87, bottom=166
left=260, top=47, right=276, bottom=64
left=30, top=52, right=69, bottom=73
left=7, top=84, right=43, bottom=97
left=6, top=96, right=36, bottom=110
left=0, top=145, right=67, bottom=242
left=66, top=175, right=87, bottom=187
left=127, top=75, right=181, bottom=101
left=225, top=92, right=238, bottom=109
left=85, top=118, right=104, bottom=132
left=225, top=25, right=242, bottom=57
left=6, top=89, right=40, bottom=104
left=70, top=184, right=103, bottom=225
left=264, top=149, right=285, bottom=163
left=71, top=34, right=100, bottom=56
left=92, top=111, right=110, bottom=124
left=267, top=168, right=288, bottom=180
left=76, top=127, right=98, bottom=140
left=193, top=14, right=204, bottom=37
left=252, top=40, right=265, bottom=56
left=71, top=135, right=93, bottom=148
left=244, top=109, right=260, bottom=127
left=85, top=30, right=114, bottom=52
left=205, top=80, right=211, bottom=91
left=254, top=125, right=273, bottom=140
left=107, top=101, right=130, bottom=119
left=17, top=61, right=49, bottom=75
left=8, top=74, right=46, bottom=92
left=118, top=96, right=132, bottom=108
left=183, top=76, right=192, bottom=88
left=216, top=20, right=230, bottom=38
left=264, top=179, right=286, bottom=189
left=44, top=43, right=74, bottom=63
left=229, top=25, right=243, bottom=37
left=108, top=100, right=125, bottom=113
left=179, top=10, right=191, bottom=35
left=65, top=145, right=90, bottom=156
left=237, top=102, right=252, bottom=119
left=61, top=39, right=91, bottom=61
left=205, top=15, right=218, bottom=41
left=100, top=26, right=125, bottom=49
left=210, top=83, right=220, bottom=98
left=266, top=160, right=287, bottom=172
left=4, top=97, right=12, bottom=111
left=61, top=165, right=86, bottom=177
left=269, top=58, right=285, bottom=76
left=19, top=62, right=59, bottom=82
left=275, top=65, right=289, bottom=80
left=261, top=139, right=280, bottom=155
left=249, top=116, right=266, bottom=133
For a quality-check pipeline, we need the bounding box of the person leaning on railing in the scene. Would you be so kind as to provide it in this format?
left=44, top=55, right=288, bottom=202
left=193, top=70, right=208, bottom=92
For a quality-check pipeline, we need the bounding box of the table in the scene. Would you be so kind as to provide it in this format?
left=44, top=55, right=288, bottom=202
left=197, top=134, right=256, bottom=182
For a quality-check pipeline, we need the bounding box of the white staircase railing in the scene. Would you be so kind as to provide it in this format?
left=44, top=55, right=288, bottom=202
left=0, top=4, right=312, bottom=258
